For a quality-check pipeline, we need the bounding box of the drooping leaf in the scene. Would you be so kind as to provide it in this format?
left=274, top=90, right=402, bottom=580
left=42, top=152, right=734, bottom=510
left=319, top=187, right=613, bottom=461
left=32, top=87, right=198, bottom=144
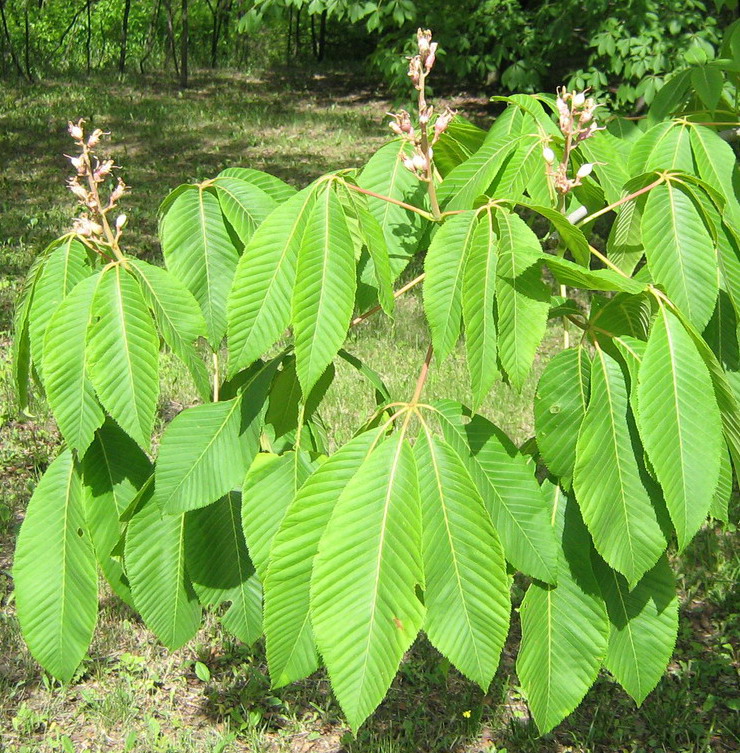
left=689, top=125, right=739, bottom=209
left=227, top=184, right=318, bottom=376
left=589, top=292, right=653, bottom=340
left=42, top=273, right=105, bottom=456
left=573, top=348, right=666, bottom=586
left=517, top=202, right=590, bottom=266
left=184, top=491, right=262, bottom=645
left=497, top=263, right=550, bottom=391
left=264, top=429, right=380, bottom=688
left=607, top=194, right=646, bottom=276
left=423, top=211, right=478, bottom=361
left=292, top=186, right=356, bottom=394
left=628, top=122, right=693, bottom=175
left=87, top=265, right=160, bottom=450
left=534, top=347, right=591, bottom=482
left=636, top=306, right=722, bottom=550
left=14, top=449, right=98, bottom=682
left=580, top=132, right=631, bottom=205
left=127, top=258, right=210, bottom=402
left=439, top=107, right=524, bottom=211
left=242, top=450, right=315, bottom=579
left=414, top=430, right=510, bottom=689
left=310, top=434, right=424, bottom=732
left=28, top=235, right=92, bottom=381
left=82, top=420, right=152, bottom=605
left=357, top=140, right=429, bottom=281
left=543, top=255, right=645, bottom=295
left=691, top=66, right=724, bottom=112
left=156, top=398, right=246, bottom=514
left=518, top=491, right=608, bottom=734
left=160, top=185, right=240, bottom=347
left=435, top=400, right=558, bottom=583
left=212, top=176, right=278, bottom=245
left=463, top=210, right=499, bottom=408
left=433, top=115, right=487, bottom=177
left=709, top=444, right=732, bottom=521
left=125, top=491, right=201, bottom=649
left=594, top=554, right=679, bottom=705
left=641, top=181, right=718, bottom=331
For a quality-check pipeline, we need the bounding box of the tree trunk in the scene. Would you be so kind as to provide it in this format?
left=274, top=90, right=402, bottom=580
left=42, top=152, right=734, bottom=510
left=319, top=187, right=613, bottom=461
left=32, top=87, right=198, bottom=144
left=179, top=0, right=188, bottom=87
left=86, top=0, right=92, bottom=74
left=285, top=6, right=292, bottom=64
left=294, top=6, right=300, bottom=57
left=118, top=0, right=131, bottom=73
left=23, top=0, right=33, bottom=80
left=163, top=0, right=179, bottom=77
left=0, top=0, right=26, bottom=78
left=310, top=14, right=317, bottom=59
left=318, top=9, right=326, bottom=62
left=138, top=0, right=160, bottom=73
left=209, top=0, right=220, bottom=67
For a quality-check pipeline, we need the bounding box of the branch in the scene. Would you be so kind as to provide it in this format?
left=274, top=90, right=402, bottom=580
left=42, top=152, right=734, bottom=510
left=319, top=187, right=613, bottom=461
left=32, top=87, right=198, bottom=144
left=344, top=182, right=435, bottom=221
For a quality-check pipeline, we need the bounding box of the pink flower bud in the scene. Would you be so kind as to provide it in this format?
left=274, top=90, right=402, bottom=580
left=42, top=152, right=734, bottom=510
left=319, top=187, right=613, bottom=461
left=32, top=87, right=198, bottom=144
left=419, top=106, right=433, bottom=125
left=425, top=42, right=438, bottom=72
left=573, top=92, right=586, bottom=107
left=94, top=159, right=115, bottom=182
left=407, top=56, right=422, bottom=88
left=110, top=178, right=127, bottom=204
left=402, top=155, right=416, bottom=173
left=73, top=216, right=103, bottom=237
left=67, top=154, right=86, bottom=174
left=67, top=178, right=89, bottom=202
left=87, top=129, right=105, bottom=148
left=417, top=28, right=432, bottom=56
left=68, top=120, right=84, bottom=141
left=412, top=153, right=427, bottom=172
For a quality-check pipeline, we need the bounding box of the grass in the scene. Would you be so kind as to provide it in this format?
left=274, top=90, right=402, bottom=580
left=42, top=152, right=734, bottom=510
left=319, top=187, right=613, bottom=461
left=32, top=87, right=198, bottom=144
left=1, top=66, right=739, bottom=753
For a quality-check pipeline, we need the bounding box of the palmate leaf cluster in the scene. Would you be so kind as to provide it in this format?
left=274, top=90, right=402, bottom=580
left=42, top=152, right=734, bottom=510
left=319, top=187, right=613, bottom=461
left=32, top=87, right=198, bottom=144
left=12, top=89, right=739, bottom=735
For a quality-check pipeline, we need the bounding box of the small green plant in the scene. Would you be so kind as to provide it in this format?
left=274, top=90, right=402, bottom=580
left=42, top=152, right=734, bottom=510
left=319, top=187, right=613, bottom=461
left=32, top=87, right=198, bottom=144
left=12, top=28, right=740, bottom=737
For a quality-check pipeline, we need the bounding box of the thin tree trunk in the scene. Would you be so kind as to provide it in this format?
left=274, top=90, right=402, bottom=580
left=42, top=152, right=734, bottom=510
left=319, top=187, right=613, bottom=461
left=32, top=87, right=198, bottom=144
left=310, top=14, right=317, bottom=59
left=209, top=0, right=220, bottom=67
left=318, top=9, right=326, bottom=62
left=294, top=6, right=300, bottom=57
left=179, top=0, right=188, bottom=87
left=85, top=0, right=92, bottom=74
left=23, top=0, right=33, bottom=80
left=138, top=0, right=159, bottom=72
left=0, top=0, right=25, bottom=78
left=118, top=0, right=131, bottom=72
left=163, top=0, right=179, bottom=77
left=285, top=6, right=291, bottom=64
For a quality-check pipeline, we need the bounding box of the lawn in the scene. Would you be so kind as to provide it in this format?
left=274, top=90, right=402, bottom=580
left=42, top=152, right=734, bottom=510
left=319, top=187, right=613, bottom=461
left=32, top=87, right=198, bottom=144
left=0, top=68, right=738, bottom=753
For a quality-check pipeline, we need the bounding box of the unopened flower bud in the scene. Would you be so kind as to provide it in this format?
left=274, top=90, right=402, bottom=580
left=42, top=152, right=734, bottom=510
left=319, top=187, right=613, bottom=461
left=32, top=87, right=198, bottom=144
left=389, top=121, right=404, bottom=136
left=67, top=178, right=89, bottom=202
left=576, top=162, right=594, bottom=179
left=434, top=108, right=455, bottom=140
left=573, top=92, right=586, bottom=107
left=94, top=159, right=114, bottom=182
left=417, top=28, right=432, bottom=56
left=110, top=178, right=127, bottom=204
left=402, top=155, right=416, bottom=173
left=87, top=129, right=105, bottom=148
left=425, top=42, right=438, bottom=72
left=542, top=146, right=556, bottom=164
left=67, top=154, right=86, bottom=174
left=115, top=213, right=127, bottom=230
left=419, top=106, right=433, bottom=125
left=412, top=153, right=427, bottom=172
left=68, top=120, right=84, bottom=141
left=407, top=56, right=422, bottom=88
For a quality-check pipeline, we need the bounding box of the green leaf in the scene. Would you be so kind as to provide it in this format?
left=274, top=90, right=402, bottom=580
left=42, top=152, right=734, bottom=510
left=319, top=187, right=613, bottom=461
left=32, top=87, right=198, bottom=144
left=414, top=431, right=510, bottom=689
left=439, top=108, right=524, bottom=211
left=292, top=185, right=356, bottom=394
left=28, top=235, right=92, bottom=381
left=87, top=265, right=159, bottom=450
left=310, top=434, right=424, bottom=732
left=435, top=400, right=558, bottom=583
left=489, top=131, right=542, bottom=203
left=42, top=273, right=105, bottom=456
left=212, top=176, right=278, bottom=245
left=184, top=492, right=262, bottom=645
left=160, top=185, right=240, bottom=347
left=14, top=450, right=98, bottom=682
left=689, top=125, right=739, bottom=208
left=494, top=208, right=543, bottom=279
left=125, top=491, right=201, bottom=649
left=641, top=182, right=718, bottom=331
left=82, top=420, right=152, bottom=605
left=543, top=255, right=645, bottom=294
left=517, top=203, right=590, bottom=267
left=628, top=122, right=693, bottom=175
left=242, top=450, right=315, bottom=579
left=227, top=184, right=318, bottom=376
left=423, top=211, right=478, bottom=362
left=337, top=349, right=392, bottom=405
left=535, top=347, right=591, bottom=482
left=497, top=264, right=550, bottom=391
left=264, top=429, right=380, bottom=688
left=691, top=66, right=724, bottom=112
left=127, top=258, right=210, bottom=402
left=573, top=348, right=666, bottom=586
left=218, top=167, right=297, bottom=204
left=433, top=116, right=487, bottom=178
left=157, top=398, right=245, bottom=514
left=589, top=292, right=653, bottom=340
left=636, top=307, right=722, bottom=550
left=13, top=243, right=55, bottom=408
left=580, top=132, right=631, bottom=206
left=357, top=140, right=429, bottom=281
left=518, top=491, right=608, bottom=734
left=594, top=554, right=678, bottom=705
left=709, top=444, right=732, bottom=521
left=607, top=195, right=646, bottom=277
left=463, top=210, right=499, bottom=408
left=647, top=70, right=691, bottom=125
